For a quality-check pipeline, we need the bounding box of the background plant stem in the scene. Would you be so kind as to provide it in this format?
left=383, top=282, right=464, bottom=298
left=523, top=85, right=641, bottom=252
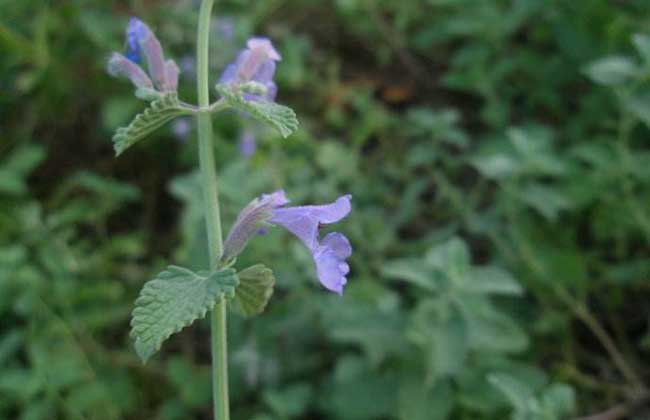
left=196, top=0, right=230, bottom=418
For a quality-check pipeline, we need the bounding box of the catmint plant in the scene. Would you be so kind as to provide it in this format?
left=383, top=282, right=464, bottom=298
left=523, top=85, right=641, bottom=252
left=105, top=2, right=351, bottom=419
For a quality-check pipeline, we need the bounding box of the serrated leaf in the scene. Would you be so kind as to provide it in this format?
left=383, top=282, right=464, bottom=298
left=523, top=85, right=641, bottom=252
left=130, top=266, right=238, bottom=362
left=113, top=93, right=192, bottom=156
left=218, top=85, right=299, bottom=138
left=230, top=264, right=275, bottom=317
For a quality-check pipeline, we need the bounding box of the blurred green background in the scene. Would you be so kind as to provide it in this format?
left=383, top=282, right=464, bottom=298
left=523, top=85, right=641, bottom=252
left=2, top=0, right=650, bottom=419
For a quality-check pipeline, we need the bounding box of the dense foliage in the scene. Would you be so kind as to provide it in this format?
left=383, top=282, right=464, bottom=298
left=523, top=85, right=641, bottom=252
left=1, top=1, right=650, bottom=419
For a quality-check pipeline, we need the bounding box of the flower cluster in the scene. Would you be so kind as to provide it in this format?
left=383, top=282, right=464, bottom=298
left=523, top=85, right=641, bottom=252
left=219, top=37, right=282, bottom=102
left=223, top=191, right=352, bottom=295
left=108, top=18, right=179, bottom=97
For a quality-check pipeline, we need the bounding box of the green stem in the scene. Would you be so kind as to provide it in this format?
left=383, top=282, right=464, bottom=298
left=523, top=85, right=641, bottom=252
left=196, top=1, right=230, bottom=419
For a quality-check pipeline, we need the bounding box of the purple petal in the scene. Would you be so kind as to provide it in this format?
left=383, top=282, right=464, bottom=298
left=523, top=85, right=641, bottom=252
left=141, top=31, right=167, bottom=90
left=222, top=190, right=289, bottom=260
left=313, top=233, right=352, bottom=295
left=236, top=48, right=268, bottom=81
left=126, top=18, right=149, bottom=63
left=164, top=60, right=179, bottom=91
left=219, top=63, right=238, bottom=84
left=107, top=53, right=153, bottom=89
left=247, top=37, right=282, bottom=61
left=320, top=232, right=352, bottom=259
left=252, top=60, right=276, bottom=85
left=219, top=37, right=282, bottom=100
left=269, top=195, right=352, bottom=250
left=260, top=190, right=290, bottom=207
left=265, top=82, right=278, bottom=101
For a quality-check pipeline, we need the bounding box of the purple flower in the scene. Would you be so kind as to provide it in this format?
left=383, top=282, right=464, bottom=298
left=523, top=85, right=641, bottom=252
left=219, top=37, right=281, bottom=102
left=108, top=17, right=179, bottom=94
left=238, top=130, right=257, bottom=159
left=107, top=53, right=153, bottom=90
left=223, top=191, right=289, bottom=261
left=125, top=18, right=149, bottom=63
left=223, top=191, right=352, bottom=294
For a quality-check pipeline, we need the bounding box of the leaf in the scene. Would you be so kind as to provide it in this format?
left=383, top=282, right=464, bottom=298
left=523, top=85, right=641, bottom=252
left=428, top=314, right=468, bottom=380
left=465, top=266, right=523, bottom=295
left=487, top=372, right=535, bottom=412
left=518, top=183, right=572, bottom=221
left=0, top=145, right=46, bottom=195
left=457, top=296, right=529, bottom=353
left=324, top=356, right=397, bottom=420
left=218, top=85, right=299, bottom=138
left=398, top=378, right=453, bottom=420
left=584, top=56, right=639, bottom=86
left=383, top=258, right=440, bottom=291
left=326, top=301, right=407, bottom=366
left=471, top=153, right=522, bottom=180
left=632, top=33, right=650, bottom=64
left=263, top=383, right=313, bottom=418
left=623, top=91, right=650, bottom=128
left=230, top=264, right=275, bottom=317
left=130, top=266, right=238, bottom=363
left=540, top=383, right=576, bottom=418
left=112, top=93, right=192, bottom=156
left=425, top=237, right=470, bottom=278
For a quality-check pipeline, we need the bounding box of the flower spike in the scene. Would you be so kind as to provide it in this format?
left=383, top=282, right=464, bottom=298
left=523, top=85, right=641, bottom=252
left=108, top=17, right=179, bottom=95
left=222, top=191, right=289, bottom=262
left=219, top=37, right=282, bottom=102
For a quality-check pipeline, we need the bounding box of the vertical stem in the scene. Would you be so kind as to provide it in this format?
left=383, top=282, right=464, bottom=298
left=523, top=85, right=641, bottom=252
left=196, top=1, right=230, bottom=419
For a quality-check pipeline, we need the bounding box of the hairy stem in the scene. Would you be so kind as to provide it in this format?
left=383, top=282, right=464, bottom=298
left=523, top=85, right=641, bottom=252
left=196, top=0, right=230, bottom=419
